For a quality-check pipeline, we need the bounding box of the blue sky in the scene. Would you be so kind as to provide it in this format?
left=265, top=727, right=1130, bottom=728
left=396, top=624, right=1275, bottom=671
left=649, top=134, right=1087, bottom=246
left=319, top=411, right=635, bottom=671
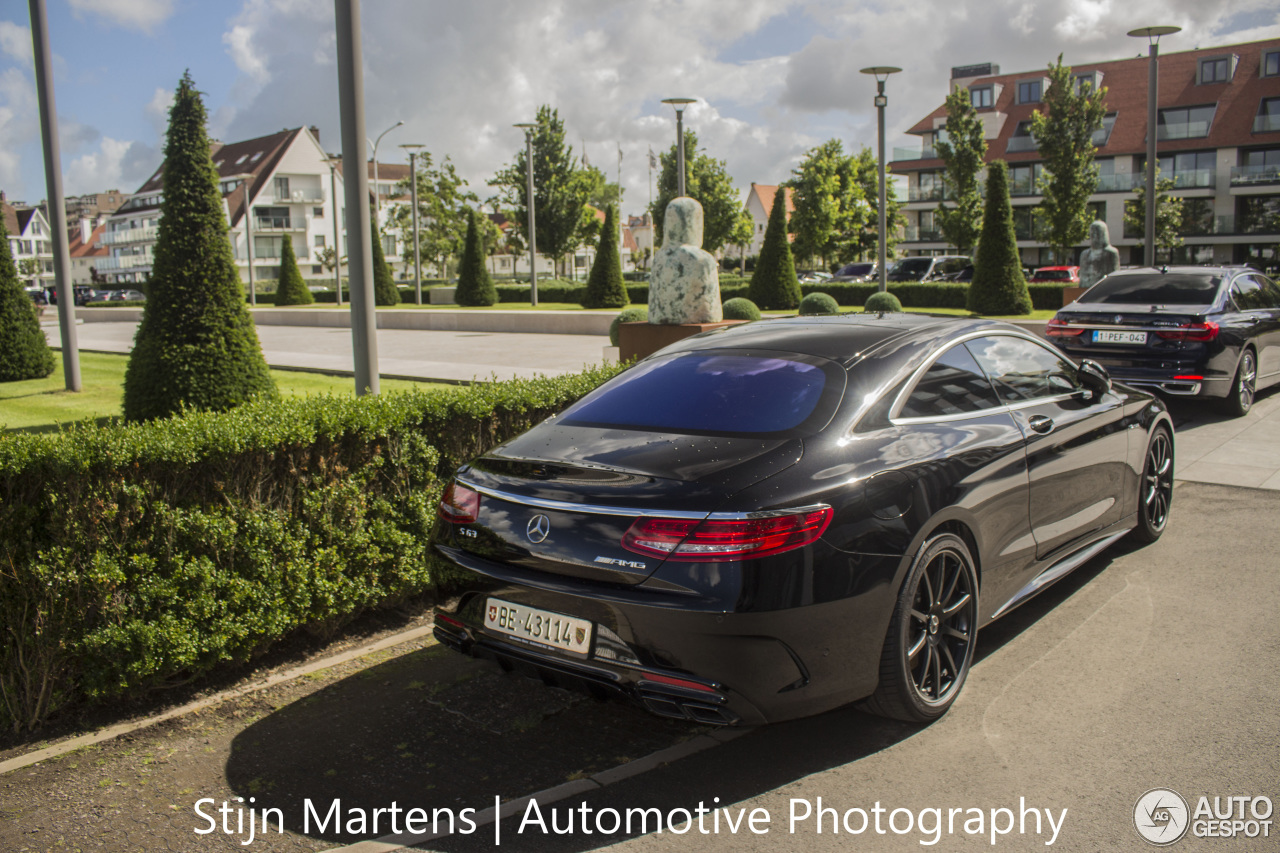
left=3, top=0, right=1278, bottom=218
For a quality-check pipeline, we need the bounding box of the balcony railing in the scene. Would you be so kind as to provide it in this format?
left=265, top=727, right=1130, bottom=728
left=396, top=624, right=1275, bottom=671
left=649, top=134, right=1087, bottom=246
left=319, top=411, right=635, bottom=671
left=1253, top=114, right=1280, bottom=133
left=1157, top=121, right=1211, bottom=141
left=893, top=146, right=939, bottom=162
left=1127, top=215, right=1280, bottom=238
left=1006, top=136, right=1038, bottom=153
left=908, top=185, right=953, bottom=202
left=1096, top=173, right=1144, bottom=192
left=95, top=254, right=152, bottom=271
left=902, top=226, right=944, bottom=242
left=1010, top=176, right=1040, bottom=196
left=1167, top=170, right=1216, bottom=190
left=254, top=216, right=303, bottom=231
left=100, top=226, right=157, bottom=245
left=274, top=190, right=325, bottom=204
left=1230, top=164, right=1280, bottom=186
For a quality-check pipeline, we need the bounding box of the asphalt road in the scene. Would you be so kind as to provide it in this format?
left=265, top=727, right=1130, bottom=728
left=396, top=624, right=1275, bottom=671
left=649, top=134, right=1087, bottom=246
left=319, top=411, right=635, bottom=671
left=422, top=481, right=1279, bottom=853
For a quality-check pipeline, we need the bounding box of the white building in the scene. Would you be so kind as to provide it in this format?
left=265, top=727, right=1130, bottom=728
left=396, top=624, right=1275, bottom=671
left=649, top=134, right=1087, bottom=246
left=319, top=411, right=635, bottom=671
left=2, top=196, right=54, bottom=288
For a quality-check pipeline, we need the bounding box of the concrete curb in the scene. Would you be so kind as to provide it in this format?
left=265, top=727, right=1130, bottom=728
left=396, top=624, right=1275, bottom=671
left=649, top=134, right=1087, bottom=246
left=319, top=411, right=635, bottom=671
left=327, top=728, right=755, bottom=852
left=0, top=626, right=436, bottom=777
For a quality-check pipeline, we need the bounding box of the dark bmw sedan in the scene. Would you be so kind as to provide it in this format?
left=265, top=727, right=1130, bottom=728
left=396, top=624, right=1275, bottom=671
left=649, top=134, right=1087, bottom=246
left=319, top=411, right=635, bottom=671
left=1046, top=265, right=1280, bottom=416
left=432, top=315, right=1174, bottom=726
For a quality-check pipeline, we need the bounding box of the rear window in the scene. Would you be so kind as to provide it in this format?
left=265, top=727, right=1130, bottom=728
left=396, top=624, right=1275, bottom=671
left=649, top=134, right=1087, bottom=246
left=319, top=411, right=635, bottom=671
left=1083, top=273, right=1222, bottom=305
left=560, top=351, right=844, bottom=437
left=1034, top=268, right=1073, bottom=280
left=892, top=258, right=932, bottom=275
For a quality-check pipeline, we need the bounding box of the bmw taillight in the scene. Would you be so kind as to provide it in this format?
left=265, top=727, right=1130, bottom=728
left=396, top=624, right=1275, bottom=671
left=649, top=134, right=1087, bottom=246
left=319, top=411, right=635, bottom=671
left=438, top=482, right=480, bottom=523
left=1155, top=321, right=1219, bottom=342
left=1045, top=317, right=1083, bottom=337
left=621, top=507, right=833, bottom=562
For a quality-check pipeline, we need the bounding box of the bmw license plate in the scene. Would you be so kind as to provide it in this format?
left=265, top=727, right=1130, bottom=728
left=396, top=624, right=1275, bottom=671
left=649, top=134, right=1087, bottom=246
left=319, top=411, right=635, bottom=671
left=485, top=598, right=593, bottom=655
left=1094, top=330, right=1146, bottom=345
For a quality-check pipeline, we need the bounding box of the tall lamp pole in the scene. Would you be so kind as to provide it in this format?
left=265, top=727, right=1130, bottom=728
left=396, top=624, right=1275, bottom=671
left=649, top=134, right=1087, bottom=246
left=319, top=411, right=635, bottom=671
left=400, top=143, right=425, bottom=305
left=514, top=123, right=539, bottom=307
left=369, top=119, right=404, bottom=227
left=860, top=67, right=902, bottom=293
left=326, top=155, right=343, bottom=306
left=1128, top=26, right=1180, bottom=268
left=661, top=98, right=696, bottom=198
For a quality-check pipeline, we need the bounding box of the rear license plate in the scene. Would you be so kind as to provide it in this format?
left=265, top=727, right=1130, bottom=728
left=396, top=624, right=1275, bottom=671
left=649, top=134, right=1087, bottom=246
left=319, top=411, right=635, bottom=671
left=484, top=598, right=593, bottom=655
left=1094, top=330, right=1147, bottom=345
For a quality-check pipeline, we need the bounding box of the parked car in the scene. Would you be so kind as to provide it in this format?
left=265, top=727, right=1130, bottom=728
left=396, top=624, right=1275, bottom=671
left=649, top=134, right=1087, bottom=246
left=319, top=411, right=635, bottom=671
left=888, top=255, right=970, bottom=282
left=943, top=265, right=975, bottom=283
left=831, top=262, right=876, bottom=282
left=1046, top=265, right=1280, bottom=417
left=432, top=314, right=1174, bottom=726
left=110, top=289, right=146, bottom=302
left=1030, top=266, right=1081, bottom=284
left=797, top=271, right=833, bottom=283
left=25, top=286, right=48, bottom=306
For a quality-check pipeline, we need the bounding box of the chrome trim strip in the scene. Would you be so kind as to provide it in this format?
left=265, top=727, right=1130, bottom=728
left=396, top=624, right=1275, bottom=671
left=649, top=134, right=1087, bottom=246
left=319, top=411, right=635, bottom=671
left=991, top=530, right=1127, bottom=620
left=890, top=392, right=1081, bottom=427
left=457, top=478, right=709, bottom=519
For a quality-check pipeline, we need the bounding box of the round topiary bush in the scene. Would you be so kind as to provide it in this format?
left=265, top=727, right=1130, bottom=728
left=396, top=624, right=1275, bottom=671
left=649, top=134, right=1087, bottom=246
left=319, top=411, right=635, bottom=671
left=865, top=291, right=903, bottom=313
left=799, top=292, right=839, bottom=316
left=721, top=297, right=761, bottom=322
left=609, top=307, right=648, bottom=346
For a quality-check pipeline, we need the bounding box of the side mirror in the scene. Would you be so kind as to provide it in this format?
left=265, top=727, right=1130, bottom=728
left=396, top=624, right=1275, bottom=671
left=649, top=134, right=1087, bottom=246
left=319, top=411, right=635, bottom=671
left=1078, top=359, right=1112, bottom=399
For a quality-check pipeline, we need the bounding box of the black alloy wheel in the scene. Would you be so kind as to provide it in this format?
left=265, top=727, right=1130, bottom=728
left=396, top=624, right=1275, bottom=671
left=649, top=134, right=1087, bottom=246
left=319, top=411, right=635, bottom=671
left=1130, top=426, right=1174, bottom=544
left=864, top=533, right=978, bottom=722
left=1223, top=349, right=1256, bottom=418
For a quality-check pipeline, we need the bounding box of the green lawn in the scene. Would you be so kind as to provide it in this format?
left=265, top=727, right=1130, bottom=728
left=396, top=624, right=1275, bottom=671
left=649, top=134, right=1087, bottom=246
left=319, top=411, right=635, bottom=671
left=0, top=352, right=455, bottom=434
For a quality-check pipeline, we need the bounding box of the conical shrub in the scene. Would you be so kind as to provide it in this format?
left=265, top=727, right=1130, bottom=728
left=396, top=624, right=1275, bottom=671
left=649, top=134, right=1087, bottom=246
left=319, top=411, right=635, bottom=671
left=582, top=205, right=628, bottom=309
left=455, top=209, right=497, bottom=306
left=0, top=216, right=55, bottom=382
left=123, top=71, right=275, bottom=420
left=273, top=237, right=313, bottom=305
left=967, top=161, right=1032, bottom=315
left=372, top=214, right=400, bottom=306
left=748, top=189, right=800, bottom=310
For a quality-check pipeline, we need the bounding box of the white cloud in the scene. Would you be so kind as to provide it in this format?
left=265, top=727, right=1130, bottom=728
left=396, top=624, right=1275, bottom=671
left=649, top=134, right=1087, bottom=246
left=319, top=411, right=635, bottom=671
left=223, top=25, right=268, bottom=84
left=0, top=21, right=32, bottom=64
left=145, top=86, right=173, bottom=135
left=65, top=136, right=158, bottom=195
left=67, top=0, right=176, bottom=34
left=0, top=67, right=37, bottom=197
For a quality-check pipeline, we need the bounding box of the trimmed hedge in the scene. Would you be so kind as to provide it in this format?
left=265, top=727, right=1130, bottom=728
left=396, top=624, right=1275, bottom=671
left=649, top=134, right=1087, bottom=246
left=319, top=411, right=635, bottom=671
left=0, top=364, right=625, bottom=732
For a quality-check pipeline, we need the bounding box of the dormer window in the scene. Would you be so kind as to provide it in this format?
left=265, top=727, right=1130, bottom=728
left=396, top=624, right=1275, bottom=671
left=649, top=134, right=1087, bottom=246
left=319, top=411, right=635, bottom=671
left=1073, top=70, right=1103, bottom=93
left=1017, top=79, right=1044, bottom=104
left=970, top=86, right=993, bottom=110
left=1198, top=55, right=1236, bottom=85
left=1263, top=51, right=1280, bottom=78
left=1091, top=113, right=1118, bottom=146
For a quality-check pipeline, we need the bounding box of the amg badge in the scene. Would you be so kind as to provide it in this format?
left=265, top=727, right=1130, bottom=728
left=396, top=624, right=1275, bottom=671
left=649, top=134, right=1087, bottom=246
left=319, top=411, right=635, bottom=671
left=594, top=556, right=648, bottom=570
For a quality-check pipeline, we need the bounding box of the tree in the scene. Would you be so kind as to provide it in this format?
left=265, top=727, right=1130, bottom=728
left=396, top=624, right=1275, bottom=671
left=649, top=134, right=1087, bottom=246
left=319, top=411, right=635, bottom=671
left=786, top=140, right=870, bottom=269
left=371, top=213, right=400, bottom=306
left=579, top=165, right=622, bottom=211
left=748, top=187, right=800, bottom=310
left=582, top=205, right=628, bottom=309
left=1124, top=171, right=1184, bottom=263
left=935, top=86, right=987, bottom=254
left=391, top=152, right=477, bottom=280
left=729, top=206, right=755, bottom=276
left=649, top=130, right=745, bottom=254
left=0, top=216, right=55, bottom=382
left=1030, top=55, right=1109, bottom=261
left=17, top=258, right=41, bottom=286
left=273, top=237, right=313, bottom=305
left=455, top=209, right=497, bottom=306
left=844, top=146, right=904, bottom=263
left=490, top=105, right=591, bottom=276
left=968, top=161, right=1032, bottom=315
left=123, top=72, right=275, bottom=421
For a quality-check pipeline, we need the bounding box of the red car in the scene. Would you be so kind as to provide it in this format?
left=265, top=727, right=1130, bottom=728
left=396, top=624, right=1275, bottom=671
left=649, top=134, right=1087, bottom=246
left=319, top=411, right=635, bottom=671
left=1030, top=266, right=1080, bottom=283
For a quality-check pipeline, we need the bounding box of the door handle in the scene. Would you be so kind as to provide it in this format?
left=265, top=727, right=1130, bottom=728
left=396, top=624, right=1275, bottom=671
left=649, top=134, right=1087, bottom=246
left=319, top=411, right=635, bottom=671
left=1028, top=415, right=1055, bottom=435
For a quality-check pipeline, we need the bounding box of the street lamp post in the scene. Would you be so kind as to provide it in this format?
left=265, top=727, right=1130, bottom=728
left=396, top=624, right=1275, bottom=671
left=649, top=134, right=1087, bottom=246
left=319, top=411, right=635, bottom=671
left=514, top=123, right=538, bottom=307
left=326, top=155, right=343, bottom=306
left=1128, top=26, right=1180, bottom=268
left=369, top=119, right=404, bottom=227
left=661, top=98, right=696, bottom=198
left=400, top=143, right=425, bottom=305
left=860, top=67, right=902, bottom=293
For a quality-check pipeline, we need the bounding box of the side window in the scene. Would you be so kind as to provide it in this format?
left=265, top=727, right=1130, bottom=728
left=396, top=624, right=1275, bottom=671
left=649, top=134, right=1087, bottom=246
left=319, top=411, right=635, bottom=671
left=898, top=344, right=1001, bottom=419
left=965, top=336, right=1080, bottom=403
left=1231, top=276, right=1265, bottom=310
left=1255, top=275, right=1280, bottom=309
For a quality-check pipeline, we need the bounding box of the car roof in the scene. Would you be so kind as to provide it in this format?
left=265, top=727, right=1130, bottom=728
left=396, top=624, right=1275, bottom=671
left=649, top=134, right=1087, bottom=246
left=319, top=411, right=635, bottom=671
left=1105, top=265, right=1252, bottom=278
left=653, top=313, right=1023, bottom=367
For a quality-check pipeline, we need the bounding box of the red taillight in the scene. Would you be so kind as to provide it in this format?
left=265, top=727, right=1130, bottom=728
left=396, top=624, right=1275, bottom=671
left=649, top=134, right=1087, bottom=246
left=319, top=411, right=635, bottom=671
left=436, top=613, right=464, bottom=629
left=621, top=507, right=833, bottom=562
left=1155, top=321, right=1219, bottom=342
left=437, top=482, right=480, bottom=524
left=1173, top=375, right=1204, bottom=381
left=1045, top=317, right=1083, bottom=337
left=640, top=673, right=719, bottom=694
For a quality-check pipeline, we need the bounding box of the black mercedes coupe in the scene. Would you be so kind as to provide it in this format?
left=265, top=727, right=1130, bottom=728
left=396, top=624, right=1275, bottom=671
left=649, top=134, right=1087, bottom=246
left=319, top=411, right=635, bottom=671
left=432, top=315, right=1174, bottom=726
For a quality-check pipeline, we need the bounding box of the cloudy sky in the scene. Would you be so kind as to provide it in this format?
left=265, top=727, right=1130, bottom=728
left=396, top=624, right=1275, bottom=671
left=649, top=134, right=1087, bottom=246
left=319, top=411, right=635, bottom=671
left=2, top=0, right=1278, bottom=217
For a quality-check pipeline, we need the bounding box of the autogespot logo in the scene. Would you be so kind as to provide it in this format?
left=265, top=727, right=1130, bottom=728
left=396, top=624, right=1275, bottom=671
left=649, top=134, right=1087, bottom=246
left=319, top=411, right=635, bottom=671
left=1135, top=788, right=1190, bottom=846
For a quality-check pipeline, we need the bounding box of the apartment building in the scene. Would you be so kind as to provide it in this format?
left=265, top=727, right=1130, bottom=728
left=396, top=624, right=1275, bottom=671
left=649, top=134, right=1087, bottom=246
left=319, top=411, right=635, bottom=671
left=2, top=195, right=54, bottom=287
left=892, top=38, right=1280, bottom=271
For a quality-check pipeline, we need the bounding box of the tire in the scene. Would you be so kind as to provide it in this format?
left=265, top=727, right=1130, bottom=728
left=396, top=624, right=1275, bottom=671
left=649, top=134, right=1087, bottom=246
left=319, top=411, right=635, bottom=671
left=1130, top=425, right=1174, bottom=544
left=1221, top=348, right=1256, bottom=418
left=862, top=533, right=978, bottom=722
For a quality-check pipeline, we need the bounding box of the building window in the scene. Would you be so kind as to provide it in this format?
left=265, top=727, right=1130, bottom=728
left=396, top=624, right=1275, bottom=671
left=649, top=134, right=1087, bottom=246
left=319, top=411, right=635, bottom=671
left=314, top=235, right=325, bottom=247
left=1180, top=198, right=1215, bottom=236
left=970, top=86, right=993, bottom=109
left=1236, top=148, right=1280, bottom=185
left=1236, top=195, right=1280, bottom=235
left=1256, top=98, right=1280, bottom=134
left=1087, top=201, right=1106, bottom=223
left=1011, top=207, right=1036, bottom=241
left=1091, top=113, right=1118, bottom=146
left=1007, top=120, right=1037, bottom=153
left=274, top=176, right=290, bottom=201
left=254, top=206, right=291, bottom=229
left=1157, top=105, right=1216, bottom=140
left=1009, top=163, right=1044, bottom=196
left=1017, top=80, right=1042, bottom=104
left=253, top=236, right=283, bottom=259
left=1140, top=151, right=1216, bottom=189
left=313, top=206, right=324, bottom=218
left=1073, top=71, right=1102, bottom=93
left=1198, top=56, right=1233, bottom=84
left=1264, top=51, right=1280, bottom=78
left=915, top=170, right=946, bottom=201
left=312, top=265, right=323, bottom=275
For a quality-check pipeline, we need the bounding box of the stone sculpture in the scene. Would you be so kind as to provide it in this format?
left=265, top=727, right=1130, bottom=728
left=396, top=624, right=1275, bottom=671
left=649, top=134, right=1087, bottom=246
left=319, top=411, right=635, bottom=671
left=1078, top=220, right=1120, bottom=290
left=648, top=197, right=722, bottom=324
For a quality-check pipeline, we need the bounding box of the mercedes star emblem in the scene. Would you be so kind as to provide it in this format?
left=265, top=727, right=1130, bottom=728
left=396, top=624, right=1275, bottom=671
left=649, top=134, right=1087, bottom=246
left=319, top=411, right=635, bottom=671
left=526, top=514, right=551, bottom=543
